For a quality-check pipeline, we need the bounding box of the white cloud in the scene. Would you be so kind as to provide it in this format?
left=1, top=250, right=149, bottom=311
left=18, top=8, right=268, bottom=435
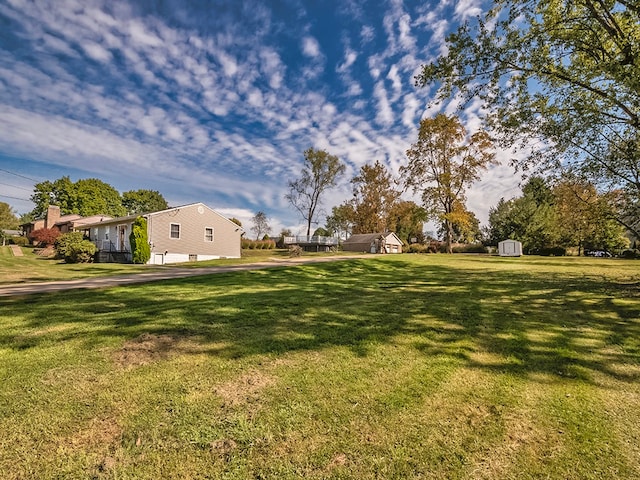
left=360, top=25, right=375, bottom=44
left=302, top=35, right=321, bottom=58
left=373, top=81, right=394, bottom=126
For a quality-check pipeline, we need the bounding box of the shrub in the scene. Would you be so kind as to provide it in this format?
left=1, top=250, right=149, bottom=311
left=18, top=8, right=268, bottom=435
left=452, top=243, right=488, bottom=254
left=55, top=232, right=85, bottom=259
left=129, top=217, right=151, bottom=264
left=407, top=244, right=428, bottom=253
left=29, top=227, right=60, bottom=246
left=288, top=245, right=303, bottom=257
left=10, top=236, right=28, bottom=246
left=54, top=232, right=96, bottom=263
left=533, top=246, right=567, bottom=256
left=621, top=249, right=639, bottom=259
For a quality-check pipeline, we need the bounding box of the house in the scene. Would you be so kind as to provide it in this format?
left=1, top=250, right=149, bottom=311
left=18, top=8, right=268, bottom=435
left=342, top=232, right=404, bottom=254
left=19, top=205, right=112, bottom=241
left=80, top=203, right=243, bottom=264
left=498, top=239, right=523, bottom=257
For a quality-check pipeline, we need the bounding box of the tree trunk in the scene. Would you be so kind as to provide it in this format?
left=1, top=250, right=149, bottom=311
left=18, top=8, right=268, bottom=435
left=445, top=219, right=453, bottom=254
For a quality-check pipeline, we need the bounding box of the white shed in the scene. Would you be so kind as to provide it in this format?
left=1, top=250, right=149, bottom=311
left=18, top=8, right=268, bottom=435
left=498, top=239, right=523, bottom=257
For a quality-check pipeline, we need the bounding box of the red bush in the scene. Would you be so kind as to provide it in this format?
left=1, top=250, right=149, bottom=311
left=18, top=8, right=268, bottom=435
left=29, top=227, right=61, bottom=246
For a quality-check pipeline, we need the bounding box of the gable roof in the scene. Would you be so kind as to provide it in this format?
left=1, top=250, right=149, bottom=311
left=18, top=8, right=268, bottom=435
left=78, top=203, right=243, bottom=231
left=344, top=232, right=404, bottom=245
left=344, top=233, right=384, bottom=244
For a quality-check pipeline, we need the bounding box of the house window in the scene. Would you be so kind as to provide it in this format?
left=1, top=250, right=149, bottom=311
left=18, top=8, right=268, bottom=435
left=170, top=223, right=180, bottom=239
left=204, top=227, right=214, bottom=242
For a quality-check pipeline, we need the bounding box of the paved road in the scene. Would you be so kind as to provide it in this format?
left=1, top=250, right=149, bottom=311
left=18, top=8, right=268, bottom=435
left=0, top=254, right=373, bottom=297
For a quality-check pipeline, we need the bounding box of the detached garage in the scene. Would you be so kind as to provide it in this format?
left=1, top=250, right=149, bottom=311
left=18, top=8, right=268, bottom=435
left=498, top=239, right=523, bottom=257
left=343, top=232, right=404, bottom=254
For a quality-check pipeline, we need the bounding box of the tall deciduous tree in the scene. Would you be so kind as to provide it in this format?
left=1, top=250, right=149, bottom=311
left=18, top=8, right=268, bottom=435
left=122, top=190, right=168, bottom=214
left=401, top=114, right=495, bottom=253
left=30, top=176, right=126, bottom=218
left=325, top=204, right=354, bottom=240
left=250, top=211, right=271, bottom=240
left=348, top=160, right=401, bottom=234
left=386, top=200, right=427, bottom=245
left=286, top=148, right=346, bottom=236
left=417, top=0, right=640, bottom=237
left=0, top=202, right=19, bottom=230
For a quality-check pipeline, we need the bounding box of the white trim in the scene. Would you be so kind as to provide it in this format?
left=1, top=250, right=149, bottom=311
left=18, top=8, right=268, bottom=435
left=170, top=222, right=181, bottom=239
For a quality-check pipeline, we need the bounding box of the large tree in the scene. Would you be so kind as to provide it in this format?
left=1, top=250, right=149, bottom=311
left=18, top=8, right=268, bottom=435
left=285, top=147, right=346, bottom=236
left=348, top=160, right=401, bottom=234
left=0, top=202, right=19, bottom=230
left=0, top=202, right=19, bottom=245
left=386, top=200, right=427, bottom=245
left=417, top=0, right=640, bottom=237
left=486, top=176, right=628, bottom=253
left=31, top=176, right=126, bottom=218
left=122, top=189, right=168, bottom=214
left=401, top=114, right=495, bottom=253
left=325, top=203, right=354, bottom=240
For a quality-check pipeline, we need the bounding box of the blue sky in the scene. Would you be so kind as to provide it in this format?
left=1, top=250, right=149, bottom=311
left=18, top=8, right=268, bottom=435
left=0, top=0, right=521, bottom=234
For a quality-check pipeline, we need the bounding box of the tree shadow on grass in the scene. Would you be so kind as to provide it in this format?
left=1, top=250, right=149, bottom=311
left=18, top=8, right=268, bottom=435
left=0, top=258, right=638, bottom=385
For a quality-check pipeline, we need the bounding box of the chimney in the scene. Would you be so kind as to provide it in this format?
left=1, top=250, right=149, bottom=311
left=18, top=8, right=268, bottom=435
left=45, top=205, right=61, bottom=229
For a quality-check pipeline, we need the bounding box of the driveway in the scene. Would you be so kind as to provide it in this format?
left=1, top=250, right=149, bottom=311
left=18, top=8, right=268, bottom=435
left=0, top=254, right=374, bottom=297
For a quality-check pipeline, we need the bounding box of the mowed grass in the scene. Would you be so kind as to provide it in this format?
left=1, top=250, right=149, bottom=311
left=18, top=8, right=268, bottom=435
left=0, top=246, right=348, bottom=284
left=0, top=246, right=159, bottom=284
left=0, top=255, right=638, bottom=479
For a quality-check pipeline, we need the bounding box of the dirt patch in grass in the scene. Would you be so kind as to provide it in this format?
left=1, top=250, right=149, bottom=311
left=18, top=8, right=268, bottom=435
left=214, top=370, right=276, bottom=409
left=113, top=333, right=201, bottom=368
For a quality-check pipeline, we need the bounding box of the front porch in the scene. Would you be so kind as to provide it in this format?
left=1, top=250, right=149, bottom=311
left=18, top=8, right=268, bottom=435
left=92, top=239, right=132, bottom=263
left=283, top=235, right=339, bottom=252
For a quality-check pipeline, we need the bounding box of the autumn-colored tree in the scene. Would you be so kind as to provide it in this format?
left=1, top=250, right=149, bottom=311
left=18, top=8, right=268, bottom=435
left=29, top=227, right=60, bottom=246
left=386, top=200, right=427, bottom=245
left=347, top=160, right=401, bottom=234
left=417, top=0, right=640, bottom=238
left=437, top=201, right=481, bottom=244
left=286, top=148, right=346, bottom=236
left=554, top=178, right=628, bottom=254
left=401, top=114, right=495, bottom=253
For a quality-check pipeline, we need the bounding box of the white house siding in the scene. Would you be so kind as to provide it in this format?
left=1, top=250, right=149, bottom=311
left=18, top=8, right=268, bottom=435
left=146, top=203, right=241, bottom=264
left=81, top=203, right=241, bottom=264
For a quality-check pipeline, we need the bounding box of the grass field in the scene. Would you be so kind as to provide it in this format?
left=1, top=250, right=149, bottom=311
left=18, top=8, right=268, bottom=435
left=0, top=254, right=639, bottom=479
left=0, top=246, right=160, bottom=284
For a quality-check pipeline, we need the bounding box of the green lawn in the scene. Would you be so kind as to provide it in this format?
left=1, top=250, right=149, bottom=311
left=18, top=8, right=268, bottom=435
left=0, top=255, right=639, bottom=479
left=0, top=246, right=302, bottom=285
left=0, top=246, right=159, bottom=284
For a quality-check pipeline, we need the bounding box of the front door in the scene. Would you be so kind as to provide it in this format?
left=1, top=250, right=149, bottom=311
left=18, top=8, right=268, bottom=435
left=118, top=225, right=127, bottom=251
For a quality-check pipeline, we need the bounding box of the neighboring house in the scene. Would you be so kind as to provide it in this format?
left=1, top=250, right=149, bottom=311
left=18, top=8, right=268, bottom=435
left=498, top=239, right=523, bottom=257
left=81, top=203, right=243, bottom=264
left=57, top=214, right=113, bottom=234
left=342, top=232, right=404, bottom=254
left=20, top=205, right=113, bottom=242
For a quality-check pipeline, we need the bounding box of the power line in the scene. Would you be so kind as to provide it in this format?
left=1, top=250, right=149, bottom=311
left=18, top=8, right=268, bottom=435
left=0, top=193, right=32, bottom=201
left=0, top=168, right=39, bottom=182
left=0, top=181, right=32, bottom=191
